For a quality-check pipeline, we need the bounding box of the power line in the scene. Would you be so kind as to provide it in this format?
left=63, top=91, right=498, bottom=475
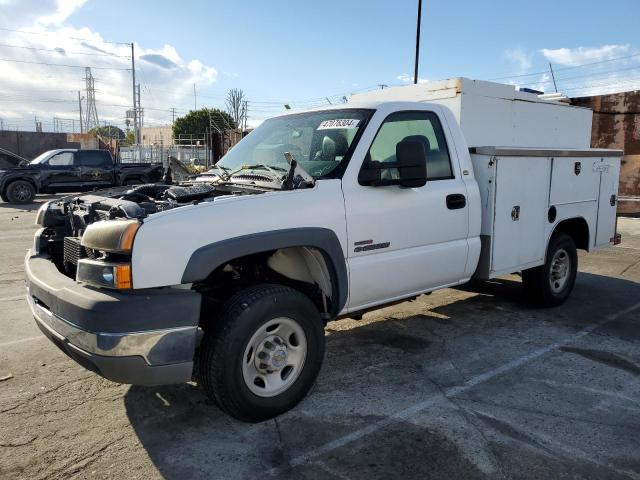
left=0, top=26, right=130, bottom=45
left=0, top=42, right=130, bottom=58
left=489, top=51, right=640, bottom=82
left=0, top=57, right=130, bottom=70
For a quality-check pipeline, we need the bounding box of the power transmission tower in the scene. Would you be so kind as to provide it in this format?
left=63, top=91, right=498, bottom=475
left=83, top=67, right=100, bottom=131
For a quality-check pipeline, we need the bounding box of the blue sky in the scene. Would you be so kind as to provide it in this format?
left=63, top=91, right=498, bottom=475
left=1, top=0, right=639, bottom=129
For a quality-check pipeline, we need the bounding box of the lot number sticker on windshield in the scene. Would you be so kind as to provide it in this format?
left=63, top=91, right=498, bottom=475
left=317, top=119, right=360, bottom=130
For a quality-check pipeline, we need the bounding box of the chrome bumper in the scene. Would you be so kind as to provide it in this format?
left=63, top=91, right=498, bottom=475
left=27, top=293, right=198, bottom=366
left=25, top=252, right=202, bottom=386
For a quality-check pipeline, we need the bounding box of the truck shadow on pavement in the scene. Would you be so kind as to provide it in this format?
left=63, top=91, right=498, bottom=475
left=123, top=272, right=640, bottom=480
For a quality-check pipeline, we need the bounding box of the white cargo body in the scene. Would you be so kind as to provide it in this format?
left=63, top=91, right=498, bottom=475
left=350, top=77, right=593, bottom=149
left=471, top=147, right=621, bottom=279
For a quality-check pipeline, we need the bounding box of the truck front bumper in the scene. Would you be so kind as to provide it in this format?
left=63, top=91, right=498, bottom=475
left=25, top=252, right=202, bottom=386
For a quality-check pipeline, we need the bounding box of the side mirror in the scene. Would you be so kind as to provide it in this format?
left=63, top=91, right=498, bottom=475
left=395, top=139, right=427, bottom=188
left=358, top=140, right=427, bottom=188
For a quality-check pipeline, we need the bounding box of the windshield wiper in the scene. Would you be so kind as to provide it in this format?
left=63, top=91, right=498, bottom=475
left=282, top=152, right=315, bottom=190
left=217, top=164, right=286, bottom=183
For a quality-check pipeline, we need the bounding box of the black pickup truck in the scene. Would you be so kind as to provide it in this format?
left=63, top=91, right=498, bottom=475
left=0, top=149, right=163, bottom=204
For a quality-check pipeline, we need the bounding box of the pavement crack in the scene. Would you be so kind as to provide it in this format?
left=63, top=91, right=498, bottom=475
left=423, top=373, right=506, bottom=478
left=0, top=434, right=38, bottom=447
left=620, top=256, right=640, bottom=276
left=271, top=417, right=296, bottom=475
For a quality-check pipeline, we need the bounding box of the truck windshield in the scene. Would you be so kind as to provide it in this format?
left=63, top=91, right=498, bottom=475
left=217, top=109, right=372, bottom=178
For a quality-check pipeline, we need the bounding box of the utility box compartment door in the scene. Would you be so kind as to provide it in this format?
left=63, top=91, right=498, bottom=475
left=491, top=157, right=549, bottom=273
left=595, top=158, right=621, bottom=247
left=550, top=157, right=599, bottom=205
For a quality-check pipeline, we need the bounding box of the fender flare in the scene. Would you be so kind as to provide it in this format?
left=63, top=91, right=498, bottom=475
left=181, top=227, right=348, bottom=315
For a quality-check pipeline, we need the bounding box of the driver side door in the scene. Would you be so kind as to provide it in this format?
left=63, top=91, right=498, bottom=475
left=342, top=107, right=470, bottom=311
left=42, top=151, right=82, bottom=191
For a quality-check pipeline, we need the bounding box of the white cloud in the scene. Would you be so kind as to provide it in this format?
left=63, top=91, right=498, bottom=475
left=504, top=48, right=532, bottom=73
left=0, top=0, right=219, bottom=131
left=36, top=0, right=88, bottom=26
left=396, top=73, right=428, bottom=84
left=540, top=44, right=630, bottom=66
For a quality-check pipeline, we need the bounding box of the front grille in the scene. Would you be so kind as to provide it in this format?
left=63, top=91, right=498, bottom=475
left=63, top=237, right=97, bottom=266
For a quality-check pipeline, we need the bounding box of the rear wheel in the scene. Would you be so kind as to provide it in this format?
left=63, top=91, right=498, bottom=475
left=6, top=180, right=36, bottom=204
left=522, top=233, right=577, bottom=307
left=199, top=284, right=325, bottom=422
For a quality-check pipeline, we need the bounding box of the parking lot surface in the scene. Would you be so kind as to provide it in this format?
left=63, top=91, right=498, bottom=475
left=1, top=196, right=639, bottom=480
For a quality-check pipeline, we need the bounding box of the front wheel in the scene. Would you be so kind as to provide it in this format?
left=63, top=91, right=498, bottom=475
left=522, top=233, right=577, bottom=307
left=6, top=180, right=36, bottom=204
left=199, top=284, right=325, bottom=422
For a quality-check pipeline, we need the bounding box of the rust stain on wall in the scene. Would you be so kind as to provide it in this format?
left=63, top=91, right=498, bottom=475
left=572, top=91, right=640, bottom=215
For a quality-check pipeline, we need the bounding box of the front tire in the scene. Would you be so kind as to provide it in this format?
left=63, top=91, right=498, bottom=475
left=522, top=233, right=577, bottom=307
left=6, top=180, right=36, bottom=204
left=199, top=284, right=325, bottom=422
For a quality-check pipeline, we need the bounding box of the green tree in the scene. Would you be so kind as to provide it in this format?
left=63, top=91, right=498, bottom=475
left=172, top=108, right=236, bottom=138
left=89, top=125, right=125, bottom=139
left=124, top=131, right=135, bottom=145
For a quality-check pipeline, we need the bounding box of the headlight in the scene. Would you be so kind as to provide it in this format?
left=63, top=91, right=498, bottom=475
left=77, top=259, right=132, bottom=289
left=80, top=220, right=140, bottom=254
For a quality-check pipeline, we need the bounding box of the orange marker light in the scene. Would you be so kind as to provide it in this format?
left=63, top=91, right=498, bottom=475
left=114, top=264, right=132, bottom=289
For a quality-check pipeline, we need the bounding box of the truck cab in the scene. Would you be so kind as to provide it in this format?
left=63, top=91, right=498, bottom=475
left=24, top=78, right=621, bottom=422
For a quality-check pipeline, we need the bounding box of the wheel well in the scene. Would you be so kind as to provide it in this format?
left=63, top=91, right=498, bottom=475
left=194, top=246, right=339, bottom=326
left=552, top=217, right=589, bottom=251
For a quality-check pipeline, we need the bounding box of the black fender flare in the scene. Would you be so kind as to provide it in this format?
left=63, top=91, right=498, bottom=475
left=181, top=227, right=348, bottom=315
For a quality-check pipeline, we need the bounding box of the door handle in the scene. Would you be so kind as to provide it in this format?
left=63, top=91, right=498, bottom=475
left=446, top=194, right=466, bottom=210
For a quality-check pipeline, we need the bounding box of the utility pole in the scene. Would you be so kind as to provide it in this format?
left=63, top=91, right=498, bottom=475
left=242, top=100, right=248, bottom=132
left=131, top=42, right=139, bottom=144
left=171, top=107, right=176, bottom=125
left=414, top=0, right=423, bottom=84
left=0, top=118, right=4, bottom=131
left=549, top=62, right=558, bottom=93
left=378, top=84, right=388, bottom=89
left=78, top=90, right=84, bottom=133
left=193, top=83, right=197, bottom=110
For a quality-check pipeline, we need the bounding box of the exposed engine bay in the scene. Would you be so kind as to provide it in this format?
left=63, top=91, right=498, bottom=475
left=35, top=152, right=316, bottom=282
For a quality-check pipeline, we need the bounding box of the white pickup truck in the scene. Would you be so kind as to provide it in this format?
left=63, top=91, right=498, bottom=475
left=26, top=78, right=621, bottom=422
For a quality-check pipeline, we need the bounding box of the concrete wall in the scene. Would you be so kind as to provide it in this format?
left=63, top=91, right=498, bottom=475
left=140, top=126, right=173, bottom=146
left=0, top=131, right=99, bottom=160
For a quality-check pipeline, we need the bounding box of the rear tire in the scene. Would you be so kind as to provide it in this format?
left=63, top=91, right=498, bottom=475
left=6, top=180, right=36, bottom=204
left=522, top=233, right=577, bottom=307
left=199, top=284, right=325, bottom=422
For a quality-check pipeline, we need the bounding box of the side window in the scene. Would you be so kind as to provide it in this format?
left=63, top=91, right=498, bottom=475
left=79, top=151, right=111, bottom=168
left=366, top=111, right=453, bottom=180
left=47, top=152, right=75, bottom=166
